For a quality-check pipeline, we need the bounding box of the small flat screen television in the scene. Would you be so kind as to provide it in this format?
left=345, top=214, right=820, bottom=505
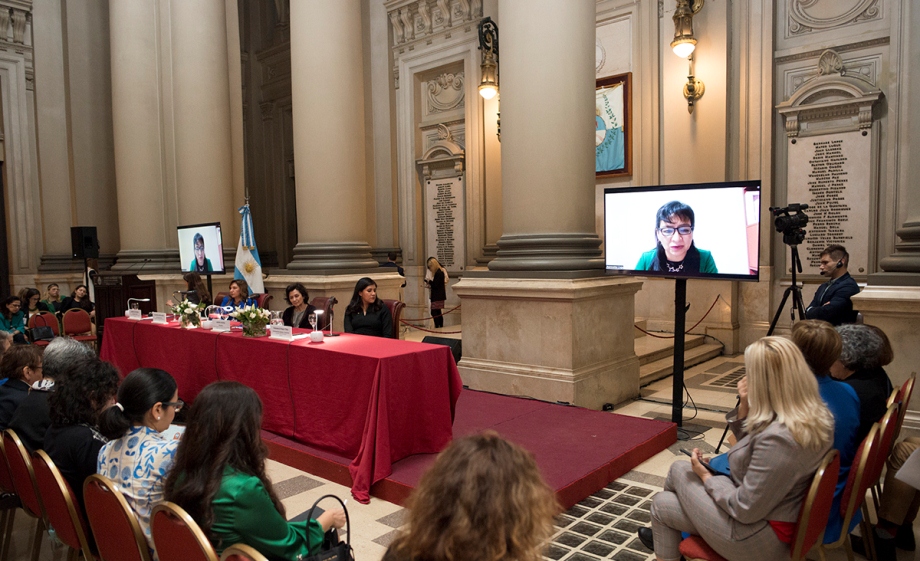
left=604, top=180, right=761, bottom=281
left=178, top=222, right=225, bottom=275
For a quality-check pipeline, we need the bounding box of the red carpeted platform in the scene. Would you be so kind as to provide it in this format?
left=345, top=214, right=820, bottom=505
left=265, top=390, right=675, bottom=509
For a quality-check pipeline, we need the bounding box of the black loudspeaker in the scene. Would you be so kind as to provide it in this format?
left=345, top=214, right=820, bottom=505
left=71, top=226, right=99, bottom=259
left=422, top=336, right=462, bottom=364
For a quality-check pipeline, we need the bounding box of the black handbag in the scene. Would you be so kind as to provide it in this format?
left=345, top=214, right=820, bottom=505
left=300, top=494, right=355, bottom=561
left=30, top=326, right=54, bottom=342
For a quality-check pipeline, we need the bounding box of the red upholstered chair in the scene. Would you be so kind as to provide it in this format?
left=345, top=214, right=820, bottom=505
left=893, top=373, right=915, bottom=441
left=309, top=297, right=338, bottom=330
left=0, top=435, right=20, bottom=559
left=382, top=299, right=406, bottom=339
left=84, top=474, right=152, bottom=561
left=61, top=308, right=96, bottom=348
left=3, top=429, right=45, bottom=561
left=220, top=543, right=269, bottom=561
left=252, top=293, right=273, bottom=309
left=681, top=449, right=840, bottom=561
left=213, top=292, right=231, bottom=307
left=28, top=312, right=59, bottom=347
left=151, top=502, right=218, bottom=561
left=867, top=403, right=900, bottom=517
left=820, top=423, right=881, bottom=559
left=31, top=450, right=95, bottom=560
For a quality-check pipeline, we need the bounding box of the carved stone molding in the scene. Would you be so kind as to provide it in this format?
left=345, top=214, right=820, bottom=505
left=777, top=50, right=882, bottom=137
left=10, top=8, right=25, bottom=44
left=386, top=0, right=484, bottom=49
left=426, top=72, right=464, bottom=113
left=786, top=55, right=879, bottom=98
left=787, top=0, right=882, bottom=36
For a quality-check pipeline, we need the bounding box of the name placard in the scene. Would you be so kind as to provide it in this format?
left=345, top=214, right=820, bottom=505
left=269, top=325, right=293, bottom=341
left=151, top=312, right=168, bottom=325
left=125, top=309, right=142, bottom=320
left=211, top=319, right=231, bottom=333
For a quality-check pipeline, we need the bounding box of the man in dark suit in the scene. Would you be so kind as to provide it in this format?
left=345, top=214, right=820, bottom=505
left=805, top=244, right=860, bottom=325
left=381, top=252, right=406, bottom=287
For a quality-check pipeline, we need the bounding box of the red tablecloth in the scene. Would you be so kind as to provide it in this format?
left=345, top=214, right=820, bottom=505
left=100, top=317, right=463, bottom=502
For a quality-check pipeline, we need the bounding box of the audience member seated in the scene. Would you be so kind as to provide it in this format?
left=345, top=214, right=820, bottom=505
left=382, top=432, right=558, bottom=561
left=19, top=287, right=50, bottom=324
left=165, top=381, right=346, bottom=558
left=44, top=357, right=119, bottom=511
left=637, top=337, right=834, bottom=560
left=9, top=338, right=94, bottom=451
left=859, top=437, right=920, bottom=561
left=805, top=244, right=860, bottom=326
left=0, top=296, right=27, bottom=344
left=790, top=319, right=861, bottom=543
left=218, top=279, right=255, bottom=311
left=343, top=277, right=393, bottom=338
left=41, top=282, right=65, bottom=314
left=281, top=283, right=317, bottom=329
left=60, top=284, right=96, bottom=320
left=98, top=368, right=181, bottom=550
left=0, top=331, right=11, bottom=354
left=0, top=345, right=43, bottom=429
left=831, top=324, right=893, bottom=443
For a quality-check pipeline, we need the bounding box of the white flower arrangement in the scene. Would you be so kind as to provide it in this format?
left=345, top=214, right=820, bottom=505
left=230, top=305, right=272, bottom=336
left=170, top=299, right=204, bottom=327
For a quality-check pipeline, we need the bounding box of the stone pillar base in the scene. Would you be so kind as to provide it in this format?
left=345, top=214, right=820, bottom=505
left=453, top=275, right=643, bottom=410
left=852, top=286, right=920, bottom=424
left=289, top=242, right=379, bottom=270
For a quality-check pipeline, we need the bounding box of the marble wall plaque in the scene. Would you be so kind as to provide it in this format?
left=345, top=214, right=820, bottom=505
left=786, top=130, right=871, bottom=276
left=425, top=176, right=466, bottom=273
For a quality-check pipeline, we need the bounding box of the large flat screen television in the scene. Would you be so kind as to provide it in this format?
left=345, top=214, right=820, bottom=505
left=604, top=180, right=761, bottom=281
left=178, top=222, right=225, bottom=275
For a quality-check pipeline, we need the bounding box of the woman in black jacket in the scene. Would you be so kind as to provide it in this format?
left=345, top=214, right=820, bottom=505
left=343, top=277, right=393, bottom=338
left=281, top=283, right=318, bottom=328
left=425, top=257, right=448, bottom=329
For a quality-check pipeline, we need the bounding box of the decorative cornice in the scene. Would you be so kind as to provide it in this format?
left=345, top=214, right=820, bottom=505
left=775, top=36, right=889, bottom=64
left=788, top=0, right=881, bottom=36
left=386, top=0, right=483, bottom=49
left=426, top=72, right=464, bottom=113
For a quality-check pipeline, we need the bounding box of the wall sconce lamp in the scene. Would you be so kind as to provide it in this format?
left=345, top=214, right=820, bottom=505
left=671, top=0, right=704, bottom=113
left=478, top=17, right=498, bottom=100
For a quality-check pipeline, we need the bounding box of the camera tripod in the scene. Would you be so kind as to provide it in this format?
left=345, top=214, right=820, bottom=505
left=767, top=243, right=806, bottom=336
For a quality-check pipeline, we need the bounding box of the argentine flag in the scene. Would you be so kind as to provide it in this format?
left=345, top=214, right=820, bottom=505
left=234, top=204, right=264, bottom=294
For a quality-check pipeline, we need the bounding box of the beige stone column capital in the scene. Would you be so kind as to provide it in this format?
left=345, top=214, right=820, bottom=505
left=288, top=0, right=377, bottom=270
left=488, top=0, right=602, bottom=272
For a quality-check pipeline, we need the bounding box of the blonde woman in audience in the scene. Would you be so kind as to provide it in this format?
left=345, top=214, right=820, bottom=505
left=638, top=337, right=834, bottom=561
left=383, top=432, right=558, bottom=561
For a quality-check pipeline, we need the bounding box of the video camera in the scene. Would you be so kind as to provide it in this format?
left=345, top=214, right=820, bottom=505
left=769, top=203, right=809, bottom=245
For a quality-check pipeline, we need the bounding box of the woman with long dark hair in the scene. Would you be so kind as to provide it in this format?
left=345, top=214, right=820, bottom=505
left=635, top=201, right=718, bottom=274
left=383, top=432, right=559, bottom=561
left=0, top=296, right=27, bottom=344
left=343, top=277, right=393, bottom=338
left=164, top=382, right=345, bottom=558
left=98, top=368, right=181, bottom=549
left=218, top=279, right=255, bottom=311
left=19, top=287, right=50, bottom=323
left=281, top=283, right=316, bottom=328
left=183, top=272, right=212, bottom=306
left=60, top=284, right=96, bottom=319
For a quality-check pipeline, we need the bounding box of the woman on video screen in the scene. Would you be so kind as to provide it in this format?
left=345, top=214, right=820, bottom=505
left=636, top=201, right=718, bottom=274
left=189, top=233, right=213, bottom=273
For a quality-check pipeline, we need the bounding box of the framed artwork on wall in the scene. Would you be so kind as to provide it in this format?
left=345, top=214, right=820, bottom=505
left=595, top=72, right=632, bottom=178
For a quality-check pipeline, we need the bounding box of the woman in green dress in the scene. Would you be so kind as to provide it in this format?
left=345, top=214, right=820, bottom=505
left=164, top=382, right=346, bottom=559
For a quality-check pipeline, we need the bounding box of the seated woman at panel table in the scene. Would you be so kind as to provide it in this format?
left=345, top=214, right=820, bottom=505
left=98, top=368, right=181, bottom=550
left=165, top=381, right=346, bottom=559
left=344, top=277, right=393, bottom=338
left=635, top=201, right=718, bottom=274
left=636, top=337, right=833, bottom=561
left=60, top=284, right=96, bottom=319
left=218, top=279, right=256, bottom=311
left=281, top=283, right=317, bottom=329
left=383, top=432, right=559, bottom=561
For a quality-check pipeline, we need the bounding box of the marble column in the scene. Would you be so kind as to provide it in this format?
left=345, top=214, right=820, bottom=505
left=171, top=0, right=236, bottom=230
left=288, top=0, right=377, bottom=270
left=109, top=0, right=171, bottom=267
left=488, top=0, right=602, bottom=271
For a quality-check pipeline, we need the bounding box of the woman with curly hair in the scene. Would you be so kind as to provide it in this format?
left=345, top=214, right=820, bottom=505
left=831, top=323, right=894, bottom=443
left=383, top=432, right=559, bottom=561
left=164, top=382, right=345, bottom=558
left=43, top=356, right=119, bottom=510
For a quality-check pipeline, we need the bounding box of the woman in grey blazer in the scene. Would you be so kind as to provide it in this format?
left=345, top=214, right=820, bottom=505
left=644, top=337, right=835, bottom=561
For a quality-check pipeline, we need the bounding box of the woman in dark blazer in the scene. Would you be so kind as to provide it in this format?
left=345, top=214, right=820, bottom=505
left=344, top=277, right=393, bottom=338
left=281, top=283, right=317, bottom=328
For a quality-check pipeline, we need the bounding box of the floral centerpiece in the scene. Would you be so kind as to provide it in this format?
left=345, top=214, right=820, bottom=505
left=171, top=299, right=205, bottom=329
left=231, top=305, right=272, bottom=338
